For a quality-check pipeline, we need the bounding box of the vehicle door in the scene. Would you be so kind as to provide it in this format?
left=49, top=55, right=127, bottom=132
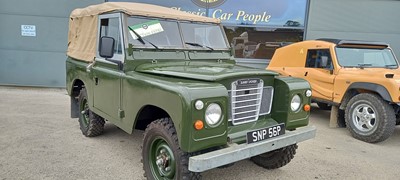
left=92, top=13, right=124, bottom=121
left=303, top=49, right=335, bottom=101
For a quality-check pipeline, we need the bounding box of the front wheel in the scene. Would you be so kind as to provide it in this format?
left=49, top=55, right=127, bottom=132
left=250, top=144, right=297, bottom=169
left=345, top=93, right=396, bottom=143
left=142, top=118, right=200, bottom=180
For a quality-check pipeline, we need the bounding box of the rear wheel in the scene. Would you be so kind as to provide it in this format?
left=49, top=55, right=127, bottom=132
left=250, top=144, right=297, bottom=169
left=142, top=118, right=200, bottom=180
left=345, top=93, right=396, bottom=143
left=78, top=88, right=105, bottom=137
left=317, top=102, right=331, bottom=110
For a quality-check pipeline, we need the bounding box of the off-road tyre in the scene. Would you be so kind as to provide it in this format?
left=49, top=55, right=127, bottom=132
left=142, top=118, right=201, bottom=180
left=78, top=88, right=105, bottom=137
left=345, top=93, right=396, bottom=143
left=250, top=144, right=298, bottom=169
left=317, top=102, right=331, bottom=110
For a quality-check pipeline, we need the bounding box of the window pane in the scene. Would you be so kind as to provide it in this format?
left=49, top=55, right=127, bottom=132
left=100, top=18, right=122, bottom=55
left=225, top=26, right=303, bottom=59
left=127, top=17, right=182, bottom=48
left=180, top=22, right=229, bottom=49
left=306, top=49, right=332, bottom=69
left=336, top=48, right=398, bottom=68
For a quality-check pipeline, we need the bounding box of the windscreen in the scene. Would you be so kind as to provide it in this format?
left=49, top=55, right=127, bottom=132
left=336, top=47, right=398, bottom=68
left=181, top=22, right=229, bottom=50
left=127, top=17, right=229, bottom=50
left=127, top=17, right=183, bottom=48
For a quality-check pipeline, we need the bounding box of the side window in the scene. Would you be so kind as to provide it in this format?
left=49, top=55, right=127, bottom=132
left=100, top=18, right=123, bottom=57
left=305, top=49, right=332, bottom=69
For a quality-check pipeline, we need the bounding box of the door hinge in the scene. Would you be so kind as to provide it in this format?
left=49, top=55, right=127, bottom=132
left=118, top=109, right=125, bottom=118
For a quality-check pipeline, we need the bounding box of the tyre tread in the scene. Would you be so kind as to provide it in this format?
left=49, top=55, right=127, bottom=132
left=78, top=88, right=105, bottom=137
left=142, top=118, right=201, bottom=180
left=345, top=93, right=396, bottom=143
left=250, top=144, right=298, bottom=169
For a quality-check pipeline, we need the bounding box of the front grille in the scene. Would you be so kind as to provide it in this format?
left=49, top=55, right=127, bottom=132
left=228, top=79, right=266, bottom=125
left=260, top=87, right=274, bottom=115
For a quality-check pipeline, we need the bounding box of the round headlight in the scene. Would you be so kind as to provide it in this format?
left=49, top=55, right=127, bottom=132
left=205, top=103, right=222, bottom=126
left=305, top=90, right=312, bottom=97
left=291, top=95, right=301, bottom=111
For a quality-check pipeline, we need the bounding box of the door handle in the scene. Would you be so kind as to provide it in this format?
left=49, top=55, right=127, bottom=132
left=95, top=77, right=99, bottom=85
left=304, top=72, right=308, bottom=76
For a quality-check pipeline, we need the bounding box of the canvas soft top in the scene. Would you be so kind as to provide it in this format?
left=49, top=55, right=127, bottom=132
left=67, top=2, right=220, bottom=62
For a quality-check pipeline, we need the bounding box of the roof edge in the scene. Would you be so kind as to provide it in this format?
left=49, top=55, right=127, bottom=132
left=317, top=38, right=389, bottom=47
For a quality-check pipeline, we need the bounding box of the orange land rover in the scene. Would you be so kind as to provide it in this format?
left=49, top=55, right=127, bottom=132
left=268, top=39, right=400, bottom=143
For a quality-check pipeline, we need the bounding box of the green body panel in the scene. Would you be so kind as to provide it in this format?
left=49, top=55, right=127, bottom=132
left=67, top=56, right=311, bottom=152
left=66, top=59, right=94, bottom=101
left=122, top=71, right=230, bottom=152
left=91, top=61, right=122, bottom=121
left=271, top=77, right=311, bottom=130
left=135, top=61, right=278, bottom=81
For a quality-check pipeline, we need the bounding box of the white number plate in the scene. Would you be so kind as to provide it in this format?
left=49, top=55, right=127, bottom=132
left=246, top=124, right=285, bottom=144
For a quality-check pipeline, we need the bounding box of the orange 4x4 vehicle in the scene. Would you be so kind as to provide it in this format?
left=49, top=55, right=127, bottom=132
left=268, top=39, right=400, bottom=143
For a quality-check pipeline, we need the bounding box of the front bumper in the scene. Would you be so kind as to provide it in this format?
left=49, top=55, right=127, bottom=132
left=189, top=125, right=316, bottom=172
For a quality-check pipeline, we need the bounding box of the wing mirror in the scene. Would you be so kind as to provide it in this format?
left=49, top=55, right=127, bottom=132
left=99, top=36, right=115, bottom=58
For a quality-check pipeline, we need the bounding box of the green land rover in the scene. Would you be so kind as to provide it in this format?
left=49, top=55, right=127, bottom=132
left=66, top=2, right=316, bottom=179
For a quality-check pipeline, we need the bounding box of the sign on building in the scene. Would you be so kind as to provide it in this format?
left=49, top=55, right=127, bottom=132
left=21, top=25, right=36, bottom=37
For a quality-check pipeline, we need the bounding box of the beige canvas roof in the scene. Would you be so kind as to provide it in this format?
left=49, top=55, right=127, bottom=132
left=67, top=2, right=220, bottom=62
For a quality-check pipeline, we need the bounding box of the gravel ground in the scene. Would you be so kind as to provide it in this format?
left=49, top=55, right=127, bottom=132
left=0, top=86, right=399, bottom=179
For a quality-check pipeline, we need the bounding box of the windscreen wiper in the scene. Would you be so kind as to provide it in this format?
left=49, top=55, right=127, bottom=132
left=385, top=64, right=398, bottom=69
left=185, top=42, right=214, bottom=51
left=128, top=26, right=159, bottom=50
left=357, top=63, right=372, bottom=69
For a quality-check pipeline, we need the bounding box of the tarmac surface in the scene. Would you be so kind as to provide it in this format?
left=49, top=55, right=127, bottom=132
left=1, top=86, right=399, bottom=179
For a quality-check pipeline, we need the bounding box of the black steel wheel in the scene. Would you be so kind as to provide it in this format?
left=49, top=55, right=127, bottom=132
left=142, top=118, right=200, bottom=180
left=345, top=93, right=396, bottom=143
left=78, top=88, right=105, bottom=137
left=250, top=144, right=298, bottom=169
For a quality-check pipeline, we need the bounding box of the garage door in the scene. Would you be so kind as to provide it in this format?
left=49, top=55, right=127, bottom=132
left=0, top=0, right=103, bottom=87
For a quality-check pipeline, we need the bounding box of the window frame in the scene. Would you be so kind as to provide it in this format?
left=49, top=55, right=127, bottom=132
left=335, top=47, right=399, bottom=68
left=96, top=13, right=125, bottom=62
left=305, top=48, right=333, bottom=69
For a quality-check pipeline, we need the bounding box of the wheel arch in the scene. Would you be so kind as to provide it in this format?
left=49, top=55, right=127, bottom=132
left=70, top=79, right=86, bottom=118
left=340, top=82, right=392, bottom=110
left=342, top=82, right=392, bottom=104
left=70, top=79, right=85, bottom=97
left=350, top=82, right=391, bottom=101
left=133, top=105, right=170, bottom=131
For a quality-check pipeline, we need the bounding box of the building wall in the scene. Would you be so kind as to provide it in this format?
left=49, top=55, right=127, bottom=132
left=306, top=0, right=400, bottom=58
left=0, top=0, right=103, bottom=87
left=1, top=0, right=398, bottom=87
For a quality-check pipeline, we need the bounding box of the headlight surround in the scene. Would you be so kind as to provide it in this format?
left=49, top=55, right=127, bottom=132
left=305, top=90, right=312, bottom=97
left=205, top=103, right=222, bottom=127
left=291, top=95, right=301, bottom=111
left=195, top=100, right=204, bottom=110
